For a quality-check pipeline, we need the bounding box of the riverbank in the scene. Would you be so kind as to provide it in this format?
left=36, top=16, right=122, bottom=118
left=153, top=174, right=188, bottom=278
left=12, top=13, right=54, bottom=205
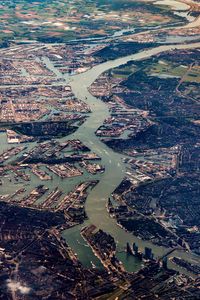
left=63, top=41, right=200, bottom=277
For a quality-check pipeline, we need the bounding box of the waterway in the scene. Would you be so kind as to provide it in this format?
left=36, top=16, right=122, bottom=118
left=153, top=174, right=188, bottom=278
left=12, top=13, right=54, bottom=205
left=1, top=39, right=199, bottom=277
left=68, top=0, right=199, bottom=45
left=60, top=42, right=200, bottom=277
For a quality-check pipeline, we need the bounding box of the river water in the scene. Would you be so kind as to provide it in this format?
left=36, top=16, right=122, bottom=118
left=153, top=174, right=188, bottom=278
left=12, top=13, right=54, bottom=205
left=60, top=42, right=200, bottom=277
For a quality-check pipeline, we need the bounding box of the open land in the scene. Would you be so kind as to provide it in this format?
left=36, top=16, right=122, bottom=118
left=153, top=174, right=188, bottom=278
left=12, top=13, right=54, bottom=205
left=0, top=0, right=183, bottom=46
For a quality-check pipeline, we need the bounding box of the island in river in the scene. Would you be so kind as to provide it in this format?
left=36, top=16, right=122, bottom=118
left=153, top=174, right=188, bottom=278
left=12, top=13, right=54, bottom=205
left=0, top=0, right=200, bottom=299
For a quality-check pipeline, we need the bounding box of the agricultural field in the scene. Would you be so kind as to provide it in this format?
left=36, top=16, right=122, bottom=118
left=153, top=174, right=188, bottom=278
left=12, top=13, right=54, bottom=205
left=146, top=59, right=200, bottom=83
left=0, top=0, right=181, bottom=46
left=110, top=63, right=137, bottom=79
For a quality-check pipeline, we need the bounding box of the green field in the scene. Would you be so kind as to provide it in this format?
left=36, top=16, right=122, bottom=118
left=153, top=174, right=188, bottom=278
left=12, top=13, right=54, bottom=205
left=146, top=60, right=200, bottom=83
left=0, top=0, right=181, bottom=46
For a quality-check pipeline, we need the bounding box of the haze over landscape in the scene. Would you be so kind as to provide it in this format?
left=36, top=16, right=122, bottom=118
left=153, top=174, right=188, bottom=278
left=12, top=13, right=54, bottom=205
left=0, top=0, right=200, bottom=299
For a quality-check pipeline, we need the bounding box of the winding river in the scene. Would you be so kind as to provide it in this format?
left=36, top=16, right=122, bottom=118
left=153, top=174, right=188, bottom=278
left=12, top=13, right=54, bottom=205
left=60, top=42, right=200, bottom=276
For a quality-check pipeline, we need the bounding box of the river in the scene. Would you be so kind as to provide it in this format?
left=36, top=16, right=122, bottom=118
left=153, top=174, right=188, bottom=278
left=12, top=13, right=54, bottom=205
left=59, top=42, right=200, bottom=277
